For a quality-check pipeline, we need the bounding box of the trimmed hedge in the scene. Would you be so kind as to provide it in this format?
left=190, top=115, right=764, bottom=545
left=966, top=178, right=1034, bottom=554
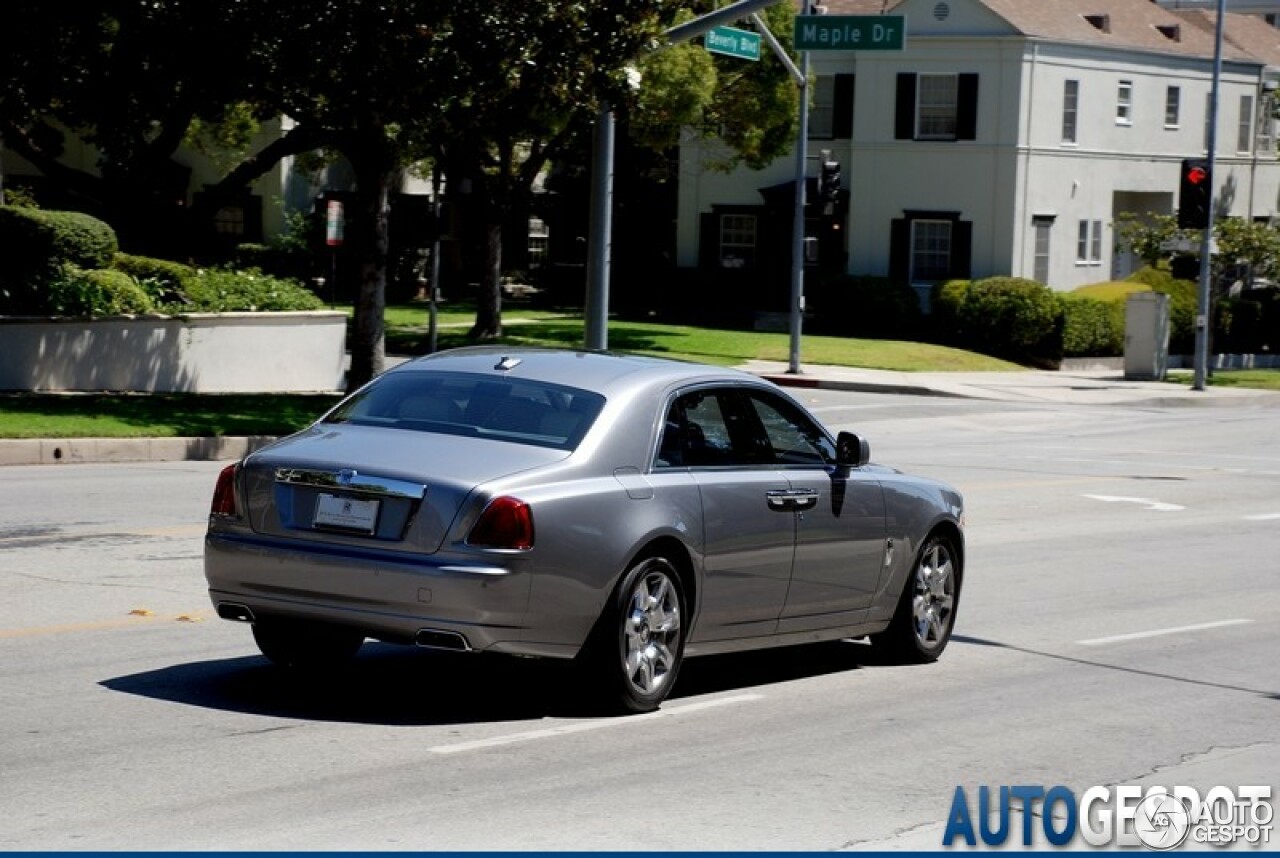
left=111, top=253, right=198, bottom=305
left=0, top=206, right=119, bottom=314
left=812, top=275, right=923, bottom=339
left=1061, top=295, right=1124, bottom=357
left=175, top=267, right=324, bottom=313
left=929, top=279, right=970, bottom=345
left=956, top=277, right=1064, bottom=367
left=47, top=266, right=155, bottom=317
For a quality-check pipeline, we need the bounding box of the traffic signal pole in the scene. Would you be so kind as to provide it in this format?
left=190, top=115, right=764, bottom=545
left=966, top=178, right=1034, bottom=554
left=1194, top=0, right=1226, bottom=392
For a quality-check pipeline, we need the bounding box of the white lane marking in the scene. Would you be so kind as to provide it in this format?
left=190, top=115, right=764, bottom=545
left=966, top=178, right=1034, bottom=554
left=428, top=694, right=764, bottom=755
left=1078, top=619, right=1253, bottom=647
left=1245, top=513, right=1280, bottom=521
left=1082, top=494, right=1185, bottom=512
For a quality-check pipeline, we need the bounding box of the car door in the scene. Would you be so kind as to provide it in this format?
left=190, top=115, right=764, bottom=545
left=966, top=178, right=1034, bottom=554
left=739, top=389, right=887, bottom=633
left=657, top=387, right=795, bottom=643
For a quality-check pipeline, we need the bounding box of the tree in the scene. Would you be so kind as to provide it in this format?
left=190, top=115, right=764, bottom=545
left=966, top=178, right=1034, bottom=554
left=1113, top=212, right=1186, bottom=268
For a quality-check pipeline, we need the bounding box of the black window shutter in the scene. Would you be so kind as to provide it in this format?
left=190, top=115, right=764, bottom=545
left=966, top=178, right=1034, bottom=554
left=951, top=221, right=973, bottom=279
left=895, top=74, right=917, bottom=140
left=956, top=74, right=979, bottom=141
left=833, top=74, right=855, bottom=139
left=889, top=218, right=910, bottom=283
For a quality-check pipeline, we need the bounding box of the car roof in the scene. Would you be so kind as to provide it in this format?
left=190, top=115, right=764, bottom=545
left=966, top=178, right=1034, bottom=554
left=389, top=347, right=763, bottom=398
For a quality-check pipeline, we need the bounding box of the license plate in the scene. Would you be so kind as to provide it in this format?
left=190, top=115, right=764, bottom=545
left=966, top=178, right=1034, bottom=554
left=314, top=493, right=380, bottom=534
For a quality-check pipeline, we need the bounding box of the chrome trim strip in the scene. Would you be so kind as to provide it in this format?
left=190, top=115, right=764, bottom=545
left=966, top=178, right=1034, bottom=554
left=436, top=565, right=513, bottom=577
left=274, top=467, right=427, bottom=500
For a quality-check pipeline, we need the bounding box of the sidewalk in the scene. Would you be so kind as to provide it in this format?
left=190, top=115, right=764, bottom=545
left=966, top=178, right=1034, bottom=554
left=2, top=363, right=1277, bottom=467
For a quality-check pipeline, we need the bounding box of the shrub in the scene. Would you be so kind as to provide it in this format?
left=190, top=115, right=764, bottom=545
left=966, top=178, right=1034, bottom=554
left=175, top=267, right=324, bottom=313
left=46, top=266, right=155, bottom=317
left=1125, top=266, right=1175, bottom=289
left=1061, top=295, right=1124, bottom=357
left=0, top=206, right=119, bottom=313
left=929, top=279, right=970, bottom=345
left=957, top=276, right=1064, bottom=367
left=1150, top=278, right=1198, bottom=354
left=111, top=253, right=198, bottom=305
left=813, top=275, right=922, bottom=339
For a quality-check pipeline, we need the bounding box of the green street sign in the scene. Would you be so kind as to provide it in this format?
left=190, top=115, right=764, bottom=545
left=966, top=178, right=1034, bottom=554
left=705, top=26, right=762, bottom=61
left=794, top=15, right=906, bottom=51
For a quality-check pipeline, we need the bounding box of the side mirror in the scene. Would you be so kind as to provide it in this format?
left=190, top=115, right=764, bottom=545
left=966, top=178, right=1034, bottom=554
left=836, top=431, right=871, bottom=468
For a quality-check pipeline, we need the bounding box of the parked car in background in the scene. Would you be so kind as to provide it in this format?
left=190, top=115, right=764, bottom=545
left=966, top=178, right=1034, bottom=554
left=205, top=348, right=965, bottom=712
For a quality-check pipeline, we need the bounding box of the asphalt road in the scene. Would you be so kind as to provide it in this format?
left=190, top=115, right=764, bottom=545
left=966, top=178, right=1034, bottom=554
left=1, top=390, right=1277, bottom=851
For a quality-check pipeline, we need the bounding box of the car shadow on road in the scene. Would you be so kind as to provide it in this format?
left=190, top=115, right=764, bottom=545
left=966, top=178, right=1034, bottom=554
left=100, top=638, right=894, bottom=726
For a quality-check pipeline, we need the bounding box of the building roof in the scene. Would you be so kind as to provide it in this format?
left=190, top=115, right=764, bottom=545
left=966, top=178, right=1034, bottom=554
left=1172, top=8, right=1280, bottom=66
left=820, top=0, right=1279, bottom=66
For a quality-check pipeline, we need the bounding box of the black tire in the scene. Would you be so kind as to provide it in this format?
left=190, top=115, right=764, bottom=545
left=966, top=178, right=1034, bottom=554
left=579, top=556, right=686, bottom=714
left=871, top=533, right=960, bottom=663
left=251, top=618, right=365, bottom=670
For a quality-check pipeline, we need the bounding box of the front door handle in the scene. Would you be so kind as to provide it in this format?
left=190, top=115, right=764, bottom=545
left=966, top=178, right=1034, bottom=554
left=765, top=489, right=820, bottom=511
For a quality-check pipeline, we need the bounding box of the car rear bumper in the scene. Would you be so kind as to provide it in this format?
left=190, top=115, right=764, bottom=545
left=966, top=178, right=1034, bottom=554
left=204, top=531, right=572, bottom=656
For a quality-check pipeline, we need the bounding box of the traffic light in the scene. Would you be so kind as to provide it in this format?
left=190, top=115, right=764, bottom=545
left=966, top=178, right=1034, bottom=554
left=1178, top=158, right=1211, bottom=229
left=819, top=155, right=841, bottom=205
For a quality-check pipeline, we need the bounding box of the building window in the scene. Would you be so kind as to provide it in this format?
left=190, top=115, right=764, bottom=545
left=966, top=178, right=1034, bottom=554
left=1205, top=92, right=1214, bottom=152
left=1117, top=80, right=1133, bottom=125
left=1033, top=217, right=1053, bottom=284
left=809, top=75, right=835, bottom=139
left=1077, top=219, right=1103, bottom=265
left=719, top=214, right=757, bottom=269
left=910, top=220, right=953, bottom=281
left=1238, top=94, right=1255, bottom=153
left=917, top=74, right=959, bottom=139
left=1062, top=80, right=1079, bottom=144
left=1165, top=85, right=1181, bottom=128
left=213, top=205, right=246, bottom=236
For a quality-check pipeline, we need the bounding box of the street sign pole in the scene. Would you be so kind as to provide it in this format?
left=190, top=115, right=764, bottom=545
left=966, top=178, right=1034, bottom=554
left=788, top=43, right=810, bottom=375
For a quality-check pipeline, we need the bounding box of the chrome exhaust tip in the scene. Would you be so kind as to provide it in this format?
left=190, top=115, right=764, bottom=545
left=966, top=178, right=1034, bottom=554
left=217, top=602, right=256, bottom=623
left=415, top=629, right=472, bottom=652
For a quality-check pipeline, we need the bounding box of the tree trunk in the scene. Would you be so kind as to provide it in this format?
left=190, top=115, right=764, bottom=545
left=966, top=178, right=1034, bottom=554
left=346, top=144, right=393, bottom=393
left=470, top=218, right=503, bottom=340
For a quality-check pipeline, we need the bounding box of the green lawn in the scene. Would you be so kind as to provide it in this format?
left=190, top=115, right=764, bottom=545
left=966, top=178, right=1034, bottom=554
left=0, top=393, right=342, bottom=439
left=1165, top=369, right=1280, bottom=391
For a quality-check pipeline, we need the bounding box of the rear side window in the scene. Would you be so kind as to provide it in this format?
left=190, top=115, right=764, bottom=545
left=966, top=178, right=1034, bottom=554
left=324, top=371, right=605, bottom=451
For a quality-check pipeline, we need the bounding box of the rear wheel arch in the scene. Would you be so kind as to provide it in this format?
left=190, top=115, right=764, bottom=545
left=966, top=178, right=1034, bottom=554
left=629, top=535, right=698, bottom=622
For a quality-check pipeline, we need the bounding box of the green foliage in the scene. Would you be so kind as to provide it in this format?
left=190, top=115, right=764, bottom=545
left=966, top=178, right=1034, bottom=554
left=956, top=277, right=1064, bottom=367
left=812, top=276, right=922, bottom=340
left=175, top=267, right=323, bottom=313
left=111, top=253, right=197, bottom=304
left=929, top=279, right=970, bottom=345
left=46, top=266, right=155, bottom=317
left=1113, top=213, right=1183, bottom=267
left=1060, top=295, right=1124, bottom=357
left=1214, top=218, right=1280, bottom=282
left=182, top=102, right=264, bottom=170
left=0, top=206, right=120, bottom=314
left=1216, top=289, right=1280, bottom=353
left=1149, top=278, right=1198, bottom=354
left=1126, top=266, right=1175, bottom=288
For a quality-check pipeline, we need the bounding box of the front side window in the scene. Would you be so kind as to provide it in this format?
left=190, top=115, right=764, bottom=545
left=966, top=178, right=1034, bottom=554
left=744, top=392, right=835, bottom=466
left=1117, top=80, right=1133, bottom=125
left=917, top=74, right=959, bottom=139
left=1062, top=80, right=1079, bottom=144
left=911, top=220, right=953, bottom=281
left=719, top=214, right=757, bottom=269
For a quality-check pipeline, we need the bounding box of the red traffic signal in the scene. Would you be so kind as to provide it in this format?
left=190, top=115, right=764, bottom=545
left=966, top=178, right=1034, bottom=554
left=1178, top=158, right=1211, bottom=229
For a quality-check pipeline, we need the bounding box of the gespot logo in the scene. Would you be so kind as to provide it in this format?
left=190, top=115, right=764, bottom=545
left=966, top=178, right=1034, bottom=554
left=943, top=784, right=1274, bottom=849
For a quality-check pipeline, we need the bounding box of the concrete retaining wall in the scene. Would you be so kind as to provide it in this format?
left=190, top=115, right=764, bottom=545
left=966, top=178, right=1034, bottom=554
left=0, top=312, right=347, bottom=393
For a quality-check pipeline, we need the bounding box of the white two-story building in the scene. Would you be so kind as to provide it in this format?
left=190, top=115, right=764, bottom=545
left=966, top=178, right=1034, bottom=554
left=676, top=0, right=1280, bottom=308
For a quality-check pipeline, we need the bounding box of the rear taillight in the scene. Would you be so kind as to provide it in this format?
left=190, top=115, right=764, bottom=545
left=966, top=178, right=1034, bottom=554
left=211, top=464, right=239, bottom=517
left=467, top=496, right=534, bottom=550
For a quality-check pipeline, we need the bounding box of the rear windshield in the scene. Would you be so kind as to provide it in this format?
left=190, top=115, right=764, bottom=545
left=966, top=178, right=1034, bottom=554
left=323, top=370, right=606, bottom=451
